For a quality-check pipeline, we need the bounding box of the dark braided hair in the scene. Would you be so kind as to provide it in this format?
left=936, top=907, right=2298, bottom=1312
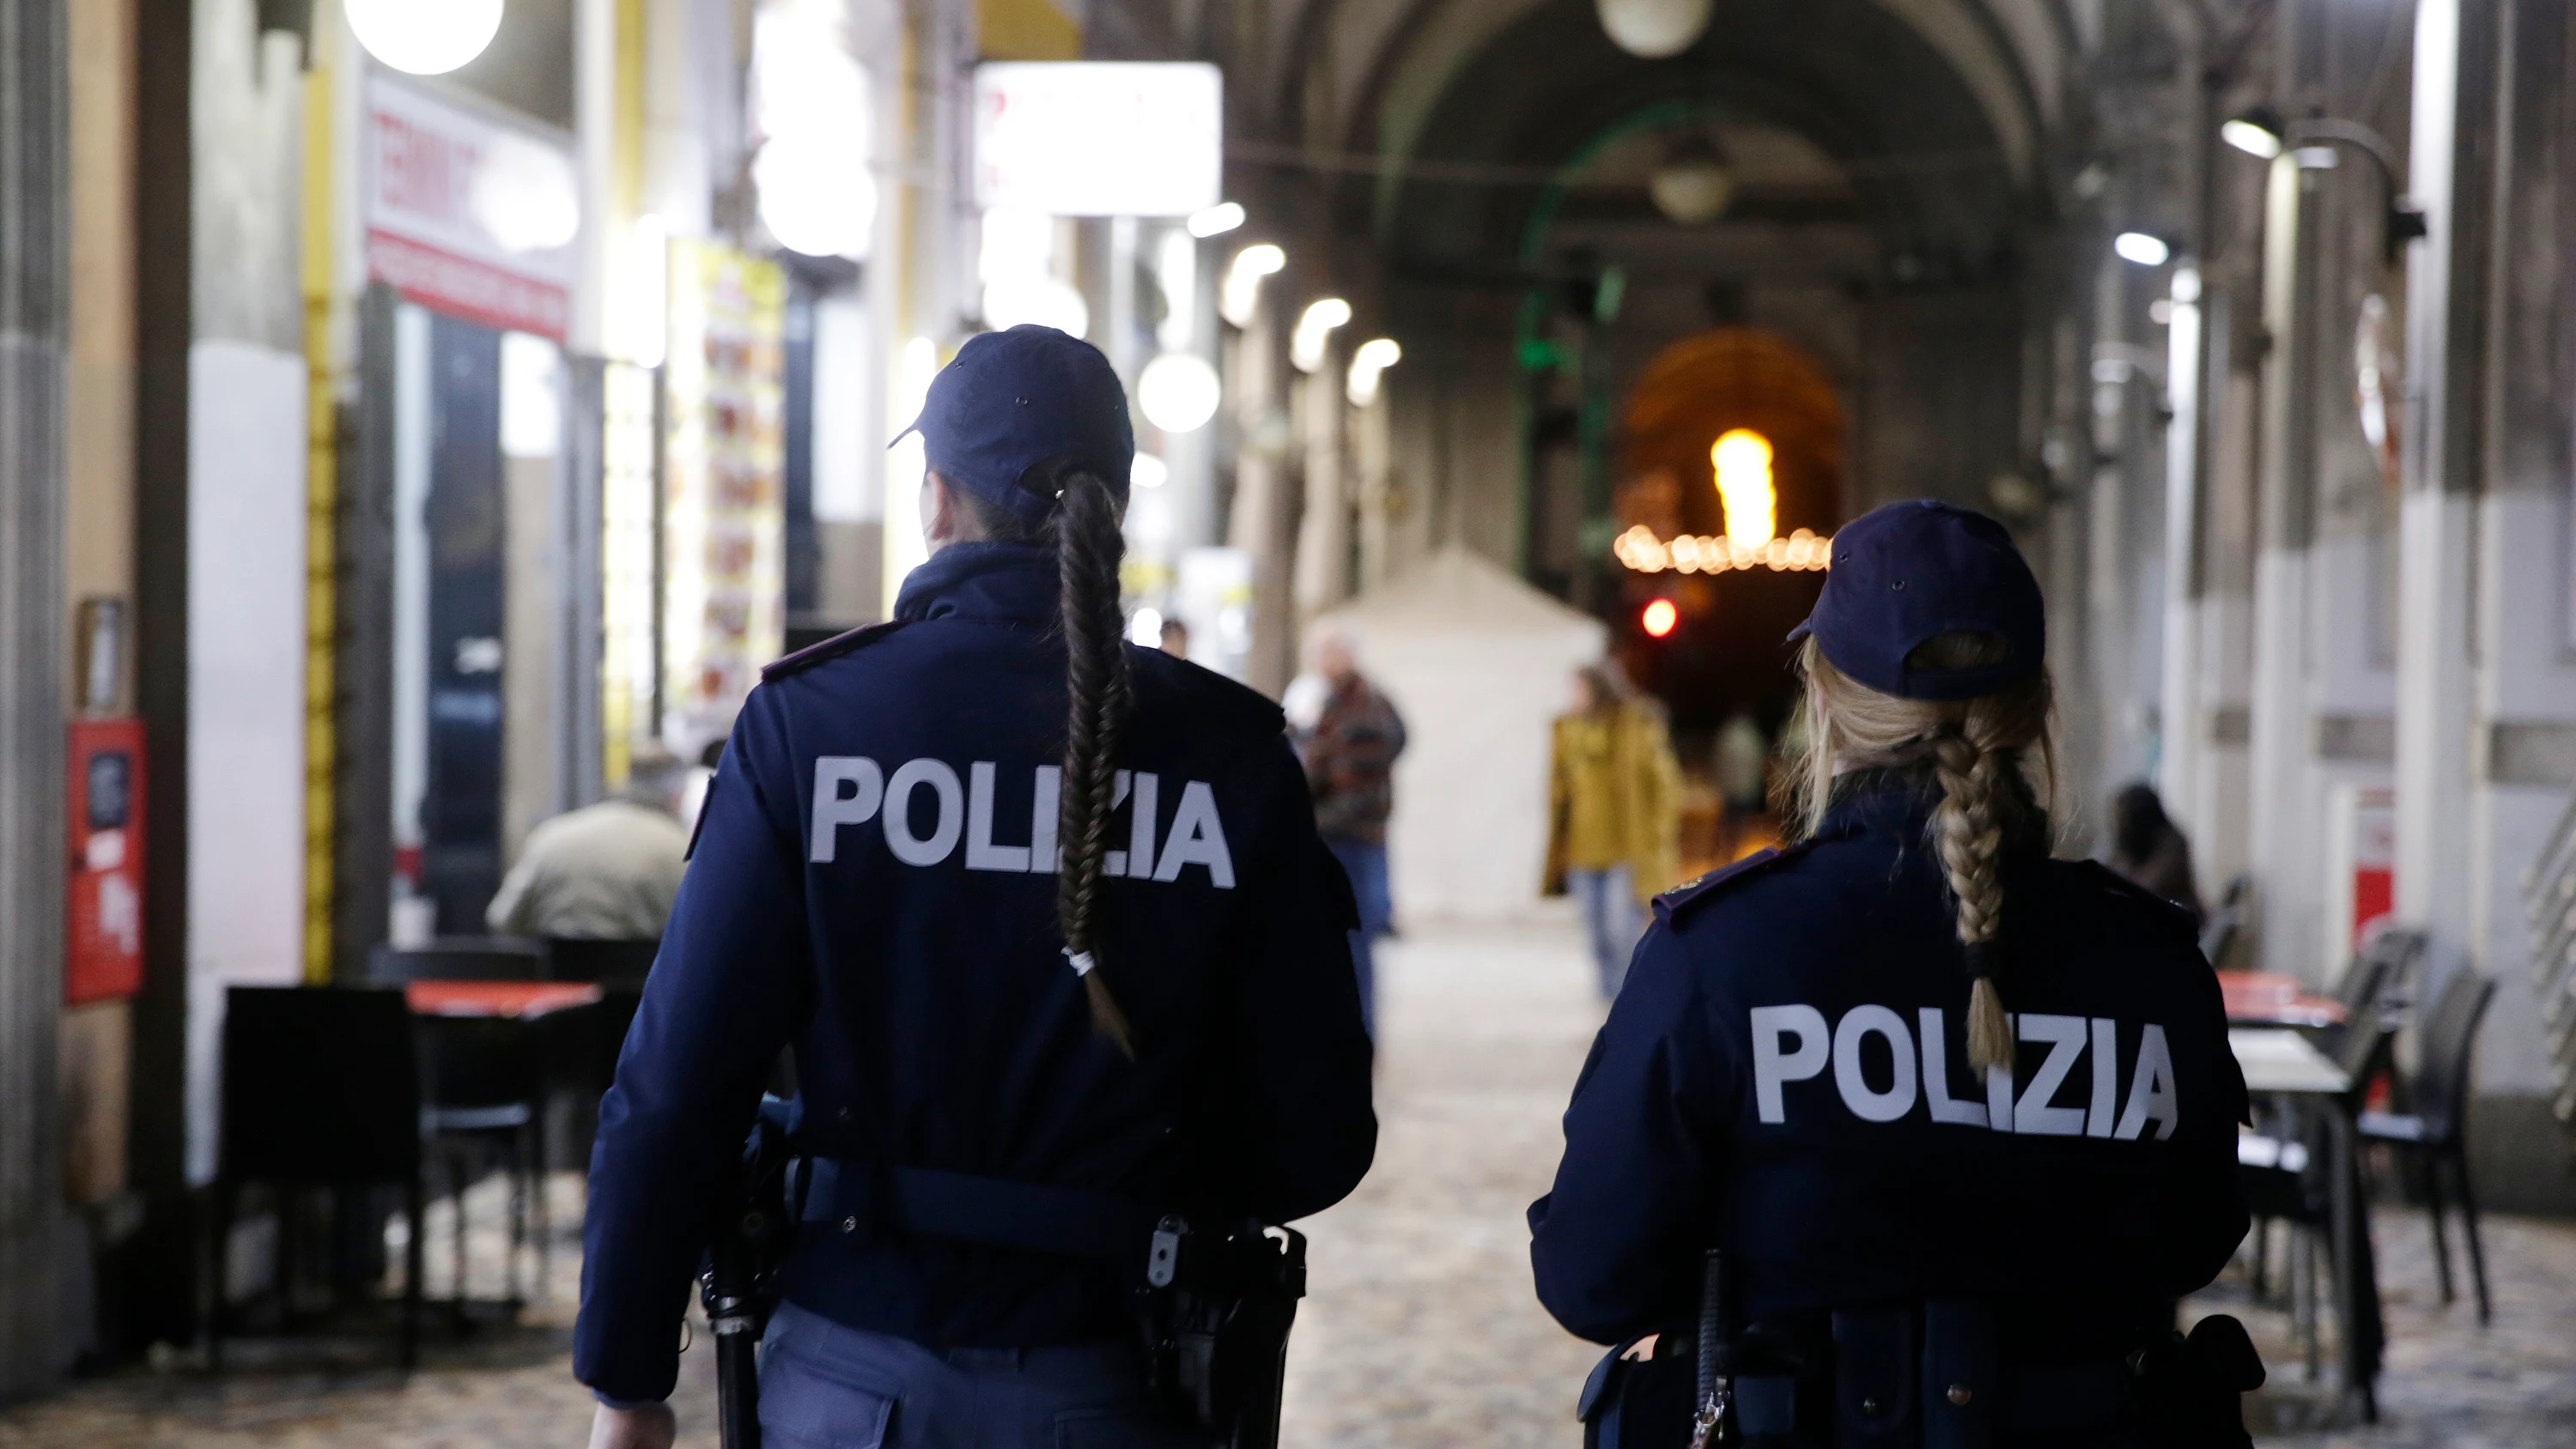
left=957, top=457, right=1139, bottom=1057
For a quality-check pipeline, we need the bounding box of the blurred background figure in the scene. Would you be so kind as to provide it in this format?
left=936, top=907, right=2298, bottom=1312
left=484, top=746, right=692, bottom=941
left=1712, top=710, right=1772, bottom=863
left=2109, top=781, right=2202, bottom=925
left=1159, top=615, right=1191, bottom=658
left=1292, top=625, right=1407, bottom=1034
left=1546, top=664, right=1680, bottom=999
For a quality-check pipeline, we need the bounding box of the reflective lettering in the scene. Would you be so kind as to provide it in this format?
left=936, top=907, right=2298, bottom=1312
left=883, top=759, right=964, bottom=866
left=2087, top=1017, right=2119, bottom=1137
left=1917, top=1008, right=1988, bottom=1128
left=965, top=761, right=1031, bottom=873
left=1127, top=772, right=1160, bottom=879
left=810, top=756, right=884, bottom=864
left=1833, top=1005, right=1917, bottom=1123
left=1152, top=780, right=1236, bottom=888
left=1749, top=1004, right=1830, bottom=1125
left=2114, top=1023, right=2180, bottom=1141
left=2014, top=1014, right=2089, bottom=1136
left=1986, top=1041, right=2016, bottom=1135
left=1030, top=765, right=1060, bottom=873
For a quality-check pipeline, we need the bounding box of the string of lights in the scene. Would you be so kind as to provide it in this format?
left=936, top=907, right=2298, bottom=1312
left=1613, top=524, right=1832, bottom=574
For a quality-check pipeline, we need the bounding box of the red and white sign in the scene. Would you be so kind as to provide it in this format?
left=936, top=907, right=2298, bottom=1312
left=366, top=76, right=580, bottom=341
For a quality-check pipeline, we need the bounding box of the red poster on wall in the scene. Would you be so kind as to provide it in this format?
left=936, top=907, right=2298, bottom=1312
left=66, top=718, right=144, bottom=1006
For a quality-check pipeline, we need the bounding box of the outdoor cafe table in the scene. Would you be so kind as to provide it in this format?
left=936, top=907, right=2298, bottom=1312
left=2219, top=970, right=2348, bottom=1028
left=2231, top=1027, right=2379, bottom=1422
left=404, top=981, right=604, bottom=1019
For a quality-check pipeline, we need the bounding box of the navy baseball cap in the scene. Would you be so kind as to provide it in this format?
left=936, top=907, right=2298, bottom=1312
left=893, top=324, right=1134, bottom=524
left=1788, top=500, right=2044, bottom=700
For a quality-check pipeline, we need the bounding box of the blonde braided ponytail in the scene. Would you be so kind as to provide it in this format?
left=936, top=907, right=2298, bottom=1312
left=1929, top=726, right=2015, bottom=1071
left=1783, top=634, right=2055, bottom=1074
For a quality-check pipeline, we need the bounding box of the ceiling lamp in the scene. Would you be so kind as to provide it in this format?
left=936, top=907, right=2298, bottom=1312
left=1649, top=135, right=1733, bottom=225
left=347, top=0, right=504, bottom=76
left=1711, top=428, right=1777, bottom=549
left=1596, top=0, right=1712, bottom=58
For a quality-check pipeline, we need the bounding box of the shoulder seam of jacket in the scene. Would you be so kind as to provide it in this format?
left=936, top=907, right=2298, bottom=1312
left=760, top=620, right=910, bottom=684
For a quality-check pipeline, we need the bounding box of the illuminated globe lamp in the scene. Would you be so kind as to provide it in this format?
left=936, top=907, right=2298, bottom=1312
left=348, top=0, right=504, bottom=76
left=1649, top=134, right=1734, bottom=226
left=1137, top=353, right=1222, bottom=434
left=1596, top=0, right=1713, bottom=58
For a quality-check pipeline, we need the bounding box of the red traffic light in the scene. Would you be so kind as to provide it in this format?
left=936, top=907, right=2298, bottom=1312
left=1641, top=597, right=1679, bottom=638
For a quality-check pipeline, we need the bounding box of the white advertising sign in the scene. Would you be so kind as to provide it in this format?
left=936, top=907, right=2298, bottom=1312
left=973, top=62, right=1223, bottom=217
left=366, top=74, right=580, bottom=340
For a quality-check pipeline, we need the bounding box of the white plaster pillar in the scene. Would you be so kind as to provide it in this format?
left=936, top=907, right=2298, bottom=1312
left=2394, top=0, right=2479, bottom=950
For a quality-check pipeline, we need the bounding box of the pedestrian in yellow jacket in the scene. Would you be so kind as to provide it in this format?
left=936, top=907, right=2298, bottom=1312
left=1544, top=664, right=1681, bottom=998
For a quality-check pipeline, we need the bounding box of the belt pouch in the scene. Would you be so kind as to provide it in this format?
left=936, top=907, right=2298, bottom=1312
left=1831, top=1309, right=1915, bottom=1448
left=1917, top=1300, right=1995, bottom=1449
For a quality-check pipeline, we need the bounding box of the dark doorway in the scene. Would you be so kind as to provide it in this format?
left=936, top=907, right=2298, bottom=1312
left=423, top=315, right=507, bottom=932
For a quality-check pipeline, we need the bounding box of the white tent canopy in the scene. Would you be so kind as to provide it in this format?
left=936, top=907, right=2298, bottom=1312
left=1316, top=546, right=1607, bottom=922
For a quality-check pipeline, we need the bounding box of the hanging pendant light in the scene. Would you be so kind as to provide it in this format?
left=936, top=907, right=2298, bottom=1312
left=1649, top=133, right=1734, bottom=225
left=1596, top=0, right=1713, bottom=58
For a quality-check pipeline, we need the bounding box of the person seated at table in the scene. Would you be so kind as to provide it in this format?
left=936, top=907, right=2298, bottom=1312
left=1531, top=501, right=2259, bottom=1447
left=485, top=746, right=691, bottom=941
left=2110, top=781, right=2203, bottom=925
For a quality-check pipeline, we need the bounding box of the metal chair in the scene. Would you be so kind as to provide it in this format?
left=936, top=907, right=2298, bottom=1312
left=2239, top=1010, right=2399, bottom=1379
left=2360, top=971, right=2498, bottom=1324
left=417, top=1010, right=550, bottom=1323
left=214, top=985, right=425, bottom=1368
left=2200, top=874, right=2251, bottom=965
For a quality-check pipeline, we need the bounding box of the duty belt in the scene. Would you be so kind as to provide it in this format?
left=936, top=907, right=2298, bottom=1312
left=798, top=1156, right=1163, bottom=1260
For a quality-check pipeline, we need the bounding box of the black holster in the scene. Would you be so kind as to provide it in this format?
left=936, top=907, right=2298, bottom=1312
left=1133, top=1215, right=1308, bottom=1449
left=702, top=1101, right=800, bottom=1449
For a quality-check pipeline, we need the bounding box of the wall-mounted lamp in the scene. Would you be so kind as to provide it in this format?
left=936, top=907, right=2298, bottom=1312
left=2221, top=106, right=2287, bottom=160
left=1346, top=337, right=1402, bottom=407
left=1188, top=203, right=1245, bottom=239
left=1290, top=298, right=1352, bottom=374
left=1219, top=244, right=1285, bottom=328
left=2113, top=232, right=2172, bottom=267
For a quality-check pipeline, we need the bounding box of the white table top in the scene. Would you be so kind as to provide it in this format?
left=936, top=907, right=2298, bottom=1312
left=2231, top=1028, right=2353, bottom=1095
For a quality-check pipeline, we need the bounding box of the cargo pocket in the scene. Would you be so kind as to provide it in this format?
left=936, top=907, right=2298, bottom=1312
left=757, top=1347, right=897, bottom=1449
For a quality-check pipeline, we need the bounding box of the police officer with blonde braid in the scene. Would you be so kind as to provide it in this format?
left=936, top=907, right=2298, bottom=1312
left=1534, top=501, right=2261, bottom=1448
left=577, top=325, right=1376, bottom=1449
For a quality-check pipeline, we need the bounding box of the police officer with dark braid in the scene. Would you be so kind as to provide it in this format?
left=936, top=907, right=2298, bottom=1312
left=576, top=325, right=1376, bottom=1449
left=1533, top=501, right=2259, bottom=1448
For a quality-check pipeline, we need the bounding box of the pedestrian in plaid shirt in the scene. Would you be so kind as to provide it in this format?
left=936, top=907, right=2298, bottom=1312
left=1291, top=625, right=1407, bottom=1034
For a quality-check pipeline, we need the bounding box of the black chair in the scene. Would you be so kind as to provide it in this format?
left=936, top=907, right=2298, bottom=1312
left=368, top=937, right=547, bottom=983
left=2200, top=874, right=2251, bottom=965
left=418, top=1010, right=551, bottom=1324
left=215, top=985, right=424, bottom=1368
left=543, top=937, right=659, bottom=986
left=2360, top=971, right=2498, bottom=1324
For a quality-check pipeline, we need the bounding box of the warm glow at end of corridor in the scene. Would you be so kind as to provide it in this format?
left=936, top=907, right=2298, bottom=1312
left=1710, top=428, right=1777, bottom=549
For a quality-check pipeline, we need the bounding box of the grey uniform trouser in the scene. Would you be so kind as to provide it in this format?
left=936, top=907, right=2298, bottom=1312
left=757, top=1301, right=1211, bottom=1449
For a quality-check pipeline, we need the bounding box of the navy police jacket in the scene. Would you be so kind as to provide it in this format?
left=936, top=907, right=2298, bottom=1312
left=575, top=543, right=1377, bottom=1404
left=1528, top=773, right=2248, bottom=1362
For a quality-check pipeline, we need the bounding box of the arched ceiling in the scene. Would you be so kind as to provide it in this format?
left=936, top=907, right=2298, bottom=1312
left=1278, top=0, right=2081, bottom=172
left=1264, top=0, right=2093, bottom=280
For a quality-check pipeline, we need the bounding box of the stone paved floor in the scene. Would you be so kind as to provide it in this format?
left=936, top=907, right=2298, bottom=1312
left=2, top=912, right=2571, bottom=1446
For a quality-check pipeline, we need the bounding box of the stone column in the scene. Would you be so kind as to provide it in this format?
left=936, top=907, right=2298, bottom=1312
left=0, top=0, right=70, bottom=1399
left=2393, top=0, right=2489, bottom=954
